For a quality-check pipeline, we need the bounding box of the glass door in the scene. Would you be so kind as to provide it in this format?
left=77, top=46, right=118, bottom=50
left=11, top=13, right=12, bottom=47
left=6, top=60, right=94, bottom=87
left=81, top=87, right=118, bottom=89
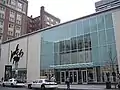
left=82, top=70, right=87, bottom=84
left=73, top=70, right=78, bottom=84
left=69, top=70, right=78, bottom=84
left=60, top=71, right=66, bottom=84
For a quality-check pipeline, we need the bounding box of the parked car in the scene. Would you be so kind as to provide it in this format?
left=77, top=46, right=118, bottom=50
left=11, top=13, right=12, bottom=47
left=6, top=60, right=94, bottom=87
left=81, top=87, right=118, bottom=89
left=27, top=79, right=58, bottom=90
left=2, top=78, right=25, bottom=87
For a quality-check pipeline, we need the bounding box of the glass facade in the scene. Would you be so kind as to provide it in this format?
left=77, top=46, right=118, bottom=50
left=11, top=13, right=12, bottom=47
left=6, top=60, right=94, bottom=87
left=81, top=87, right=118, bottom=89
left=40, top=12, right=118, bottom=83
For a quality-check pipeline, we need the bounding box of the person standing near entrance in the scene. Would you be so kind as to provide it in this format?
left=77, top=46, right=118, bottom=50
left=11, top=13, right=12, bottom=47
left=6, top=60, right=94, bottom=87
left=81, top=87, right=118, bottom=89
left=70, top=75, right=73, bottom=84
left=66, top=77, right=70, bottom=90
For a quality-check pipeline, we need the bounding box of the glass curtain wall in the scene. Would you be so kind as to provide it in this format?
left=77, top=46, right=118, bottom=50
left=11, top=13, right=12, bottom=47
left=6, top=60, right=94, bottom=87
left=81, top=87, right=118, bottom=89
left=40, top=12, right=118, bottom=83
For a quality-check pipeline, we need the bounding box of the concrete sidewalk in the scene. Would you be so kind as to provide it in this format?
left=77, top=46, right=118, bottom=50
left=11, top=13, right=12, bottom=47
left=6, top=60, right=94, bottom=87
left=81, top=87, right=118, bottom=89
left=58, top=84, right=119, bottom=90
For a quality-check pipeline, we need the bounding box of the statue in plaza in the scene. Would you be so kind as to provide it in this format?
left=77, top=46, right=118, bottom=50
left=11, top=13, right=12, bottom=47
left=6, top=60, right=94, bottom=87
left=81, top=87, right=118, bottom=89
left=10, top=44, right=24, bottom=78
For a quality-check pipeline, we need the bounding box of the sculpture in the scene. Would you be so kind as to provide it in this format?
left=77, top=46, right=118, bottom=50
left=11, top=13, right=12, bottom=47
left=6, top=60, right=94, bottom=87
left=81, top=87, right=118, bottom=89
left=10, top=44, right=24, bottom=78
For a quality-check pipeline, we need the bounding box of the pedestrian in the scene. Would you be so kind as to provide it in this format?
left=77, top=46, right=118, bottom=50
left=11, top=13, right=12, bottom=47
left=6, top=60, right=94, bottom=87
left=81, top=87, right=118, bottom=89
left=66, top=77, right=70, bottom=90
left=117, top=73, right=120, bottom=88
left=50, top=74, right=56, bottom=82
left=69, top=75, right=73, bottom=84
left=1, top=77, right=3, bottom=82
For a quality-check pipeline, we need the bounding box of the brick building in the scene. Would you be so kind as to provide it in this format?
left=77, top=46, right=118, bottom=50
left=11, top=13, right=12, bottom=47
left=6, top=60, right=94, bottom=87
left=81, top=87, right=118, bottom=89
left=27, top=6, right=60, bottom=33
left=0, top=0, right=28, bottom=42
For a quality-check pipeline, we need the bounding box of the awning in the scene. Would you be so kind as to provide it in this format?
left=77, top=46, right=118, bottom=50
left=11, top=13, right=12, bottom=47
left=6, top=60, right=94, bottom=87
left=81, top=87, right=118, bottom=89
left=50, top=62, right=93, bottom=69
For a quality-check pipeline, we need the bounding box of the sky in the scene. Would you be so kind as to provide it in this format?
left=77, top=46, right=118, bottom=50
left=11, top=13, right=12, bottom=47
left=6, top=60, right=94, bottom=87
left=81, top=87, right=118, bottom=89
left=27, top=0, right=100, bottom=23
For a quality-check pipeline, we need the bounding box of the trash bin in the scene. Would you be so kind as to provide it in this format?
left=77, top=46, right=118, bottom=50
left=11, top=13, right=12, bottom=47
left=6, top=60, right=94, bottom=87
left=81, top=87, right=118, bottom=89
left=106, top=81, right=111, bottom=89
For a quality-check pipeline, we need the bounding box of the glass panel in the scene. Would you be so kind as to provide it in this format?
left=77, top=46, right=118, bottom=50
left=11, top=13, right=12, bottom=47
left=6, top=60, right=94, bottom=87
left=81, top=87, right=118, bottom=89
left=70, top=22, right=77, bottom=37
left=54, top=42, right=59, bottom=53
left=71, top=52, right=78, bottom=64
left=83, top=19, right=90, bottom=34
left=99, top=46, right=108, bottom=66
left=60, top=53, right=70, bottom=64
left=90, top=16, right=97, bottom=32
left=71, top=37, right=77, bottom=51
left=91, top=32, right=98, bottom=47
left=84, top=34, right=91, bottom=50
left=107, top=44, right=117, bottom=65
left=92, top=47, right=100, bottom=65
left=105, top=13, right=113, bottom=29
left=77, top=36, right=84, bottom=50
left=54, top=53, right=60, bottom=65
left=97, top=14, right=105, bottom=31
left=77, top=20, right=84, bottom=35
left=65, top=39, right=70, bottom=52
left=85, top=50, right=92, bottom=63
left=59, top=41, right=65, bottom=52
left=98, top=30, right=106, bottom=46
left=106, top=28, right=115, bottom=44
left=78, top=51, right=85, bottom=63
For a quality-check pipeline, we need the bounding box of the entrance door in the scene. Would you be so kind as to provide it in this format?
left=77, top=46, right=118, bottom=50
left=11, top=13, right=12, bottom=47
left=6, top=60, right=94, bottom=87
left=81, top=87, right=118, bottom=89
left=60, top=71, right=65, bottom=84
left=69, top=70, right=78, bottom=84
left=82, top=70, right=87, bottom=84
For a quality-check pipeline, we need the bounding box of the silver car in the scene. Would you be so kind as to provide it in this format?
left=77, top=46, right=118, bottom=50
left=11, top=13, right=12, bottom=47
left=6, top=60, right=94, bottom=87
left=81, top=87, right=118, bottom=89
left=27, top=79, right=58, bottom=90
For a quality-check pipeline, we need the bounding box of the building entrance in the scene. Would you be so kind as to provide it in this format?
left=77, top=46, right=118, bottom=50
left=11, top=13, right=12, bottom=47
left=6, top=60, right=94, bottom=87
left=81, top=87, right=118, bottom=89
left=60, top=70, right=78, bottom=84
left=81, top=70, right=87, bottom=84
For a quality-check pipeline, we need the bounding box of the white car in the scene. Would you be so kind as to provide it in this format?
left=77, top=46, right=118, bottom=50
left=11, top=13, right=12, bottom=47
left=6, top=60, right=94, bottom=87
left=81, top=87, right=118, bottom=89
left=27, top=79, right=58, bottom=89
left=2, top=78, right=25, bottom=87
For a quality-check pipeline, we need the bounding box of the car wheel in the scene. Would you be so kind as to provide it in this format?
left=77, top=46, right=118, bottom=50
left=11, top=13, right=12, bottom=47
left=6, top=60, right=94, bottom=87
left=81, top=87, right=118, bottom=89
left=41, top=85, right=45, bottom=90
left=28, top=84, right=32, bottom=89
left=2, top=83, right=5, bottom=87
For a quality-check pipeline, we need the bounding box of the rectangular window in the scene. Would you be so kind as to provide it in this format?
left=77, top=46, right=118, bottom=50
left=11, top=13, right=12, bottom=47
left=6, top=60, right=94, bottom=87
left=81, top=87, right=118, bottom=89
left=10, top=10, right=15, bottom=15
left=16, top=13, right=22, bottom=25
left=10, top=0, right=16, bottom=6
left=0, top=13, right=5, bottom=19
left=0, top=5, right=5, bottom=11
left=97, top=14, right=105, bottom=31
left=83, top=19, right=90, bottom=34
left=105, top=13, right=113, bottom=29
left=0, top=20, right=3, bottom=25
left=9, top=17, right=15, bottom=22
left=15, top=25, right=21, bottom=31
left=17, top=2, right=23, bottom=11
left=8, top=23, right=14, bottom=29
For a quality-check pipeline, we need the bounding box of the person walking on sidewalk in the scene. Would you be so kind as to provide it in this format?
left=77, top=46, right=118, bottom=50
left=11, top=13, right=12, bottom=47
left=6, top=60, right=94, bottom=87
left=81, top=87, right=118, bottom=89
left=66, top=77, right=70, bottom=90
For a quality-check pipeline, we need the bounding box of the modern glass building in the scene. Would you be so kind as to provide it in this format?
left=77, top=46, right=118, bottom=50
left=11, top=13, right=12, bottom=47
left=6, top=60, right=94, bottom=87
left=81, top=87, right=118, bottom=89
left=40, top=8, right=119, bottom=84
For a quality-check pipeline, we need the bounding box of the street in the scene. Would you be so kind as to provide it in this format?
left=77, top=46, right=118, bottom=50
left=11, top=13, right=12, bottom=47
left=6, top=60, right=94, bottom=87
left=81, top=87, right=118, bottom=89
left=0, top=87, right=29, bottom=90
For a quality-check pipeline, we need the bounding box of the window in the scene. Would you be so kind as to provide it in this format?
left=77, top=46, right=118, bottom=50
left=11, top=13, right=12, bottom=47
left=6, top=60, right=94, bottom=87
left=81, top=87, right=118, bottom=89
left=9, top=17, right=15, bottom=22
left=10, top=10, right=15, bottom=15
left=77, top=36, right=84, bottom=50
left=0, top=28, right=3, bottom=33
left=0, top=13, right=5, bottom=19
left=97, top=14, right=105, bottom=31
left=16, top=13, right=22, bottom=25
left=90, top=17, right=97, bottom=32
left=106, top=28, right=115, bottom=44
left=91, top=32, right=98, bottom=47
left=8, top=23, right=14, bottom=28
left=71, top=37, right=77, bottom=51
left=10, top=0, right=16, bottom=6
left=0, top=5, right=5, bottom=11
left=105, top=13, right=113, bottom=29
left=15, top=25, right=21, bottom=31
left=0, top=20, right=3, bottom=25
left=17, top=2, right=23, bottom=11
left=15, top=32, right=20, bottom=37
left=83, top=19, right=90, bottom=34
left=8, top=31, right=13, bottom=36
left=98, top=30, right=106, bottom=46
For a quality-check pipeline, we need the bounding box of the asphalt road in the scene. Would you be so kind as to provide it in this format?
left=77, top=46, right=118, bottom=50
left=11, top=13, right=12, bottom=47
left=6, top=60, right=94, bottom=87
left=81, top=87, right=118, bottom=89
left=0, top=87, right=29, bottom=90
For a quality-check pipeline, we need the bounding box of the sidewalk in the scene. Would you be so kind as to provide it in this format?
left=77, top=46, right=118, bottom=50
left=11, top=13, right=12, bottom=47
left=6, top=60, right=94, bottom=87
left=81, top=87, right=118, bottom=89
left=58, top=84, right=119, bottom=90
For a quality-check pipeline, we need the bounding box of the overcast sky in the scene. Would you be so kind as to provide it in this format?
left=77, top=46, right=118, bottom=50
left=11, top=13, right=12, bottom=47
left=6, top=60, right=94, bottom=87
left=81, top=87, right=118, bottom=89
left=27, top=0, right=100, bottom=22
